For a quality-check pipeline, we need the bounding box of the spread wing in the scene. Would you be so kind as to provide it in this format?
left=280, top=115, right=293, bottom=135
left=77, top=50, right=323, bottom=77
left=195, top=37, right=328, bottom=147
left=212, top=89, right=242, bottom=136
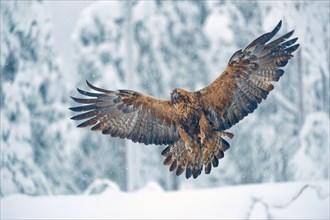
left=70, top=81, right=180, bottom=145
left=197, top=20, right=299, bottom=130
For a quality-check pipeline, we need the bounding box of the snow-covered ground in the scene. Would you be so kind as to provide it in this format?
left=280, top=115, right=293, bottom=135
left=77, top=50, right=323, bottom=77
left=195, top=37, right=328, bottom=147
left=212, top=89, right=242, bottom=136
left=1, top=180, right=328, bottom=219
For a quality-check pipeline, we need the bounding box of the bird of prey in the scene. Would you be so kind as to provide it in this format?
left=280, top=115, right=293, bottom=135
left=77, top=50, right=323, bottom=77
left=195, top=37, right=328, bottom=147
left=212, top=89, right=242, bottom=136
left=70, top=20, right=299, bottom=179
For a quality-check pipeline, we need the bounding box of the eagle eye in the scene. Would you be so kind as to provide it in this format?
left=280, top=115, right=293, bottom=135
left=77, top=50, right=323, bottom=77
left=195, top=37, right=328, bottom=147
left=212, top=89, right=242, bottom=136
left=171, top=90, right=181, bottom=103
left=173, top=92, right=180, bottom=100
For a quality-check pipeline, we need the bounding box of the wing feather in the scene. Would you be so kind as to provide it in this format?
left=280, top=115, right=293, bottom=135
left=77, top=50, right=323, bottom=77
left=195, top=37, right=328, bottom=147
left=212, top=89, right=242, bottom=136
left=197, top=20, right=299, bottom=130
left=70, top=81, right=180, bottom=145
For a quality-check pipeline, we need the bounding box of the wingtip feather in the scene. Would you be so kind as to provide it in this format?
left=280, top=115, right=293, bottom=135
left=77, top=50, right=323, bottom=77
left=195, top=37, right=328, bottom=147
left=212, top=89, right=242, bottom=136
left=287, top=29, right=294, bottom=37
left=86, top=80, right=113, bottom=93
left=77, top=87, right=86, bottom=95
left=86, top=80, right=94, bottom=89
left=272, top=20, right=282, bottom=33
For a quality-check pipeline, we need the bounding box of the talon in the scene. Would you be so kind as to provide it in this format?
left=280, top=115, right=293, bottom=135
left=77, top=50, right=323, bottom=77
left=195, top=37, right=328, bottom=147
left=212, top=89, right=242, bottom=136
left=222, top=131, right=234, bottom=139
left=198, top=132, right=206, bottom=144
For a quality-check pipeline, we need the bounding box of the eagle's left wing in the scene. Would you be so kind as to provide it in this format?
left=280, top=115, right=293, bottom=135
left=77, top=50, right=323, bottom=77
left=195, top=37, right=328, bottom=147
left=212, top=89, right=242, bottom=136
left=70, top=81, right=180, bottom=145
left=196, top=20, right=299, bottom=131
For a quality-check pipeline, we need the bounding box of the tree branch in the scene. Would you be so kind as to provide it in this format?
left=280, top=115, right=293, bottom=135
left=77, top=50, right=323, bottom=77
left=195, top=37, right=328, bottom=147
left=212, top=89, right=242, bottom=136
left=246, top=184, right=329, bottom=219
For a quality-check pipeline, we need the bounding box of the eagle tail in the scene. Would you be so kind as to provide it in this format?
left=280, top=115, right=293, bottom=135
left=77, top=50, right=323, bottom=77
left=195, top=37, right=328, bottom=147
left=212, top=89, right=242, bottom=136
left=202, top=132, right=232, bottom=176
left=161, top=140, right=202, bottom=179
left=161, top=132, right=232, bottom=179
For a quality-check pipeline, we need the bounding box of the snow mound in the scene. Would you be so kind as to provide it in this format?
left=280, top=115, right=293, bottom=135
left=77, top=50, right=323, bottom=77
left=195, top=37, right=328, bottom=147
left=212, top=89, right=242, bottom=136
left=84, top=179, right=121, bottom=195
left=1, top=181, right=328, bottom=219
left=138, top=181, right=164, bottom=193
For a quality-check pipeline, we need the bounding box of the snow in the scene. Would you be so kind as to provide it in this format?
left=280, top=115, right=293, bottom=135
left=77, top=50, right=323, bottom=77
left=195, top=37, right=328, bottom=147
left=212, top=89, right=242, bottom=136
left=1, top=181, right=328, bottom=219
left=1, top=0, right=329, bottom=199
left=84, top=179, right=121, bottom=195
left=291, top=112, right=330, bottom=180
left=204, top=5, right=233, bottom=43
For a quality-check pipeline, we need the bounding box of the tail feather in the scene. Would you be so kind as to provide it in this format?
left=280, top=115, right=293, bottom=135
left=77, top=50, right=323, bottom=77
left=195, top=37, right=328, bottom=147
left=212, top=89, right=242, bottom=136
left=161, top=132, right=231, bottom=179
left=212, top=156, right=219, bottom=167
left=185, top=165, right=192, bottom=179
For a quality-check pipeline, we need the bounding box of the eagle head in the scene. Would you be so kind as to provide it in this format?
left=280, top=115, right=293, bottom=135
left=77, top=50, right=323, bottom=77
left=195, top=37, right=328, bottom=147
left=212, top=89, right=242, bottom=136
left=170, top=88, right=190, bottom=105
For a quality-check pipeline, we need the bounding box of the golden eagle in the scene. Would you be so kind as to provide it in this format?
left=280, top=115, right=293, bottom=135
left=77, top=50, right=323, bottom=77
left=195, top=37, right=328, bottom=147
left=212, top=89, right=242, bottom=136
left=70, top=20, right=299, bottom=179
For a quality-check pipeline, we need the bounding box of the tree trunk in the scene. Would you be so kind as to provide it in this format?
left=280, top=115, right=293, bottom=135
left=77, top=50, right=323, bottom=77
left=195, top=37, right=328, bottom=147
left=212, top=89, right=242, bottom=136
left=297, top=48, right=304, bottom=127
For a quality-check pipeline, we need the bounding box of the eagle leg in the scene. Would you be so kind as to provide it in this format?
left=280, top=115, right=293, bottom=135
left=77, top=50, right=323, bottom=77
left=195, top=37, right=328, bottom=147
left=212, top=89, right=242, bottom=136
left=178, top=127, right=199, bottom=166
left=220, top=131, right=234, bottom=139
left=198, top=114, right=212, bottom=145
left=178, top=127, right=194, bottom=149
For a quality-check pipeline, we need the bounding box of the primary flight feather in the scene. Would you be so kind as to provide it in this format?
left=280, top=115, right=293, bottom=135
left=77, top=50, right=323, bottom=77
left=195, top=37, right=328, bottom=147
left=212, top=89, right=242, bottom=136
left=70, top=20, right=299, bottom=179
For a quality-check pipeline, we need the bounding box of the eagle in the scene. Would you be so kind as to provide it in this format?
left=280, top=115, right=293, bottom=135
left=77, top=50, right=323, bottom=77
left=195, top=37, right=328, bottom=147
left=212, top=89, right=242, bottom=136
left=70, top=20, right=299, bottom=179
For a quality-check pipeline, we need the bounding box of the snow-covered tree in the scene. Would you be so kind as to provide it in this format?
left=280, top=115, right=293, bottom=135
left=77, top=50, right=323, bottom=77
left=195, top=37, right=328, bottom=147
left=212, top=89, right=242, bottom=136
left=1, top=0, right=328, bottom=196
left=1, top=0, right=85, bottom=196
left=71, top=0, right=329, bottom=191
left=72, top=1, right=214, bottom=190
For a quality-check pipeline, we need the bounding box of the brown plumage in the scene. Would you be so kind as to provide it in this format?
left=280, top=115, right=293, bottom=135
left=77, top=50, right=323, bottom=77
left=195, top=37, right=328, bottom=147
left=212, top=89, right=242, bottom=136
left=70, top=20, right=299, bottom=179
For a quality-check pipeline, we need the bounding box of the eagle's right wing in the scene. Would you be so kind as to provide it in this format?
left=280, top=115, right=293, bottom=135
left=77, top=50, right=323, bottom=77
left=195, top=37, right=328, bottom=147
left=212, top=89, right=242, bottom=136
left=70, top=81, right=180, bottom=145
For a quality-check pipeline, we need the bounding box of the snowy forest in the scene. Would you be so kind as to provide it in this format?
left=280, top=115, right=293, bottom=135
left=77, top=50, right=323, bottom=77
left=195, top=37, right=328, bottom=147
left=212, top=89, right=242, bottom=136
left=1, top=0, right=329, bottom=206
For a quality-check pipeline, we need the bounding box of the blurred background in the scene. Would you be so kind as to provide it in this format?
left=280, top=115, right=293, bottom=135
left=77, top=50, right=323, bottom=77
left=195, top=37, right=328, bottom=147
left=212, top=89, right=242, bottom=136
left=1, top=0, right=329, bottom=197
